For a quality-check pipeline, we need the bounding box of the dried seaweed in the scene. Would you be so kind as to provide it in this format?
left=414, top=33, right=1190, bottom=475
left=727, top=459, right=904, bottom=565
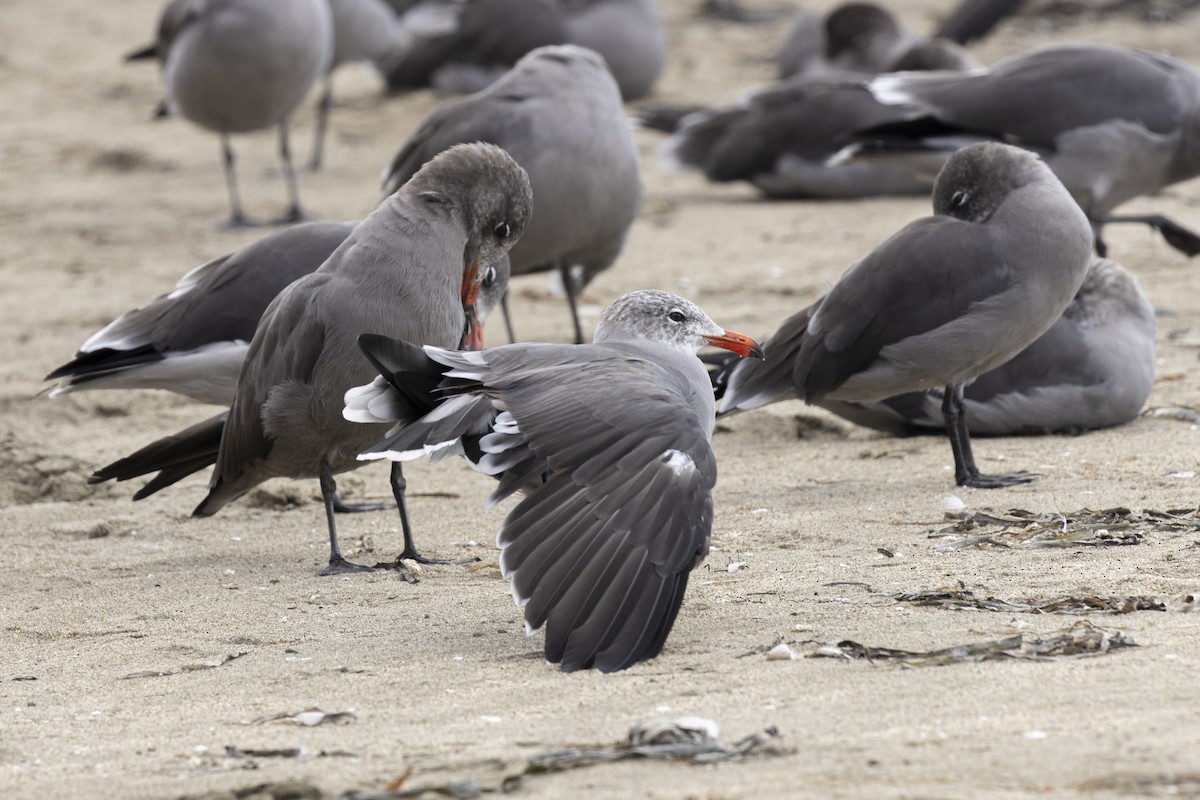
left=927, top=507, right=1200, bottom=551
left=896, top=589, right=1197, bottom=615
left=525, top=718, right=779, bottom=772
left=1079, top=770, right=1200, bottom=796
left=223, top=745, right=356, bottom=760
left=1020, top=0, right=1200, bottom=26
left=177, top=781, right=324, bottom=800
left=809, top=621, right=1136, bottom=667
left=343, top=718, right=781, bottom=800
left=121, top=651, right=249, bottom=680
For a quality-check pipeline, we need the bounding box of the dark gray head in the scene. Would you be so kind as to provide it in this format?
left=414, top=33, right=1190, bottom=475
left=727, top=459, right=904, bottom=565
left=594, top=289, right=763, bottom=359
left=403, top=142, right=534, bottom=274
left=825, top=3, right=899, bottom=58
left=932, top=142, right=1049, bottom=223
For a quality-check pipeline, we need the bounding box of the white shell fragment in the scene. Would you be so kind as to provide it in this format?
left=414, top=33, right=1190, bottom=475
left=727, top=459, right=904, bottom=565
left=765, top=642, right=797, bottom=661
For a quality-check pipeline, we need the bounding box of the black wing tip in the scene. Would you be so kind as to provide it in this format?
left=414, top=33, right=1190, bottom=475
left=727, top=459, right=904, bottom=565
left=699, top=349, right=740, bottom=399
left=541, top=571, right=691, bottom=675
left=637, top=104, right=707, bottom=134
left=43, top=345, right=165, bottom=383
left=124, top=43, right=158, bottom=61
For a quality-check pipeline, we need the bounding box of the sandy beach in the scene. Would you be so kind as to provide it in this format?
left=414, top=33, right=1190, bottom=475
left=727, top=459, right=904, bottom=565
left=3, top=1, right=1200, bottom=797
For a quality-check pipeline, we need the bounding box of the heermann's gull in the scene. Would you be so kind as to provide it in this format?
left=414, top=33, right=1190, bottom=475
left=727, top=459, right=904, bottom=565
left=382, top=0, right=567, bottom=94
left=715, top=257, right=1156, bottom=436
left=657, top=77, right=936, bottom=200
left=649, top=4, right=980, bottom=199
left=776, top=3, right=979, bottom=80
left=128, top=0, right=333, bottom=225
left=559, top=0, right=665, bottom=101
left=724, top=142, right=1093, bottom=488
left=342, top=289, right=764, bottom=672
left=44, top=222, right=510, bottom=406
left=310, top=0, right=414, bottom=170
left=847, top=43, right=1200, bottom=256
left=382, top=0, right=665, bottom=100
left=382, top=45, right=642, bottom=343
left=46, top=222, right=354, bottom=405
left=89, top=143, right=534, bottom=575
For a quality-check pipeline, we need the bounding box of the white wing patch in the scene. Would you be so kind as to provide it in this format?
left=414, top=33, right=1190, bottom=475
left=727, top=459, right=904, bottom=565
left=867, top=74, right=916, bottom=106
left=661, top=448, right=696, bottom=476
left=491, top=410, right=520, bottom=435
left=343, top=376, right=399, bottom=424
left=357, top=438, right=458, bottom=462
left=657, top=135, right=687, bottom=173
left=50, top=341, right=248, bottom=404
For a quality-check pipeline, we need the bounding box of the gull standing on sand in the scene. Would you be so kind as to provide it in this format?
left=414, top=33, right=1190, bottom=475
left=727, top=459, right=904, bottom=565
left=343, top=290, right=764, bottom=672
left=89, top=144, right=533, bottom=575
left=846, top=43, right=1200, bottom=256
left=309, top=0, right=414, bottom=170
left=715, top=257, right=1156, bottom=436
left=129, top=0, right=333, bottom=225
left=382, top=45, right=641, bottom=343
left=724, top=142, right=1093, bottom=488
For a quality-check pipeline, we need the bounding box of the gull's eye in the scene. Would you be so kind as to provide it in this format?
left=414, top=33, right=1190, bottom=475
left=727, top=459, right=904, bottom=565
left=482, top=265, right=497, bottom=287
left=951, top=190, right=969, bottom=207
left=668, top=310, right=687, bottom=323
left=494, top=221, right=511, bottom=241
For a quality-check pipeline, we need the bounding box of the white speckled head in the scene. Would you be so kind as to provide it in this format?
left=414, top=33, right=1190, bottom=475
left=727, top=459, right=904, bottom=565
left=594, top=289, right=763, bottom=358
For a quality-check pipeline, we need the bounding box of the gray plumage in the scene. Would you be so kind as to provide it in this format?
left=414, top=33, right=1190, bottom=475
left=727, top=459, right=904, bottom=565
left=46, top=222, right=354, bottom=405
left=383, top=0, right=567, bottom=94
left=659, top=77, right=935, bottom=199
left=344, top=290, right=763, bottom=672
left=382, top=0, right=664, bottom=100
left=90, top=143, right=533, bottom=574
left=45, top=222, right=511, bottom=406
left=382, top=45, right=642, bottom=343
left=132, top=0, right=333, bottom=225
left=560, top=0, right=665, bottom=101
left=934, top=0, right=1025, bottom=46
left=777, top=3, right=979, bottom=80
left=728, top=142, right=1093, bottom=487
left=717, top=257, right=1156, bottom=436
left=852, top=43, right=1200, bottom=255
left=659, top=18, right=978, bottom=199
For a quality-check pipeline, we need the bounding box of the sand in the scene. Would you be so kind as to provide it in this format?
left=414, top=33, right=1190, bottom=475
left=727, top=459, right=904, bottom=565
left=3, top=1, right=1200, bottom=797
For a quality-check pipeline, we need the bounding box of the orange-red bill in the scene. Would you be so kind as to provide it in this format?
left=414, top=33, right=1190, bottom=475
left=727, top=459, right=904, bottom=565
left=461, top=258, right=482, bottom=308
left=703, top=329, right=764, bottom=360
left=461, top=304, right=484, bottom=350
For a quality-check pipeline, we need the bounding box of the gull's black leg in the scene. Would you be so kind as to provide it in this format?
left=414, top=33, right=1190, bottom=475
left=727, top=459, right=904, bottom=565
left=318, top=465, right=374, bottom=576
left=942, top=384, right=1036, bottom=489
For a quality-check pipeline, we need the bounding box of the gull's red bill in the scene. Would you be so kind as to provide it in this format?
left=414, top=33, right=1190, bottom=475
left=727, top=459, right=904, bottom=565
left=704, top=329, right=764, bottom=360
